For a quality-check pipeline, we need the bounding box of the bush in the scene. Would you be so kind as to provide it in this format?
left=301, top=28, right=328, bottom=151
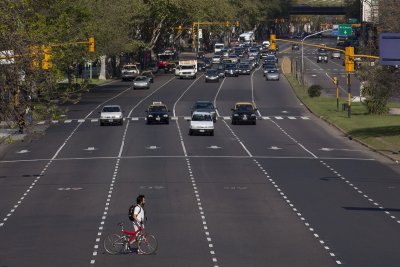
left=308, top=84, right=322, bottom=97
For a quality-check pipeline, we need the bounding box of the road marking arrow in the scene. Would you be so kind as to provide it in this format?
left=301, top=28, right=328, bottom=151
left=146, top=145, right=160, bottom=150
left=84, top=147, right=97, bottom=151
left=268, top=146, right=282, bottom=150
left=16, top=149, right=30, bottom=154
left=320, top=147, right=363, bottom=152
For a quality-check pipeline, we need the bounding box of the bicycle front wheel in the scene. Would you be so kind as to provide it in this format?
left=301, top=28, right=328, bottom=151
left=138, top=233, right=158, bottom=254
left=104, top=234, right=125, bottom=254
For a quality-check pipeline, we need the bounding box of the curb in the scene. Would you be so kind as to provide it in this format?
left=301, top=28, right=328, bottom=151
left=280, top=61, right=399, bottom=164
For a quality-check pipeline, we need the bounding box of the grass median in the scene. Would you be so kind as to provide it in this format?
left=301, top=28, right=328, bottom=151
left=285, top=74, right=400, bottom=162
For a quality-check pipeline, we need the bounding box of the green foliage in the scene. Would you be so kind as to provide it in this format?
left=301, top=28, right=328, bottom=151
left=308, top=84, right=322, bottom=97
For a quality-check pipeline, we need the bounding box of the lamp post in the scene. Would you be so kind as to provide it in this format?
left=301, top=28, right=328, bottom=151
left=301, top=28, right=332, bottom=85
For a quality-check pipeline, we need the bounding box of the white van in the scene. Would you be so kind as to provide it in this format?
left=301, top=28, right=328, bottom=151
left=214, top=43, right=224, bottom=54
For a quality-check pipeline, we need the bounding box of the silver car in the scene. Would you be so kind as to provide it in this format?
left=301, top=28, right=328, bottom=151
left=266, top=69, right=280, bottom=81
left=331, top=51, right=341, bottom=59
left=133, top=76, right=150, bottom=89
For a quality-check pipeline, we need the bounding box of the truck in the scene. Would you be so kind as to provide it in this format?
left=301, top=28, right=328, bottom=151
left=239, top=32, right=255, bottom=45
left=175, top=60, right=197, bottom=79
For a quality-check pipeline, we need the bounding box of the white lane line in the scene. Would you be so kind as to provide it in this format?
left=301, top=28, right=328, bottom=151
left=89, top=158, right=120, bottom=265
left=64, top=120, right=72, bottom=123
left=0, top=84, right=135, bottom=230
left=128, top=77, right=175, bottom=118
left=251, top=158, right=343, bottom=265
left=213, top=77, right=227, bottom=118
left=320, top=159, right=400, bottom=224
left=172, top=74, right=204, bottom=117
left=91, top=119, right=98, bottom=122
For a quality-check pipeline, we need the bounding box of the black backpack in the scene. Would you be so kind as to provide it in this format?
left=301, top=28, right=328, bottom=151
left=128, top=205, right=141, bottom=221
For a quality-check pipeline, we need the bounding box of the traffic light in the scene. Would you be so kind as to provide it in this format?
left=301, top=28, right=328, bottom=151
left=345, top=46, right=354, bottom=73
left=270, top=34, right=276, bottom=50
left=226, top=21, right=230, bottom=27
left=31, top=45, right=40, bottom=69
left=178, top=25, right=183, bottom=33
left=42, top=46, right=52, bottom=70
left=89, top=37, right=95, bottom=53
left=235, top=21, right=239, bottom=27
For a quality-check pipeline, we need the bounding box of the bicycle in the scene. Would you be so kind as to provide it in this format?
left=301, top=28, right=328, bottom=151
left=104, top=222, right=158, bottom=255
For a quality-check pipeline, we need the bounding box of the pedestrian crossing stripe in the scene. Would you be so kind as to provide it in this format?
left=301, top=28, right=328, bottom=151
left=34, top=116, right=312, bottom=125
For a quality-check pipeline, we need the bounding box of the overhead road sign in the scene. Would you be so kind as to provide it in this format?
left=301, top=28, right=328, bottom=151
left=338, top=24, right=352, bottom=36
left=379, top=33, right=400, bottom=66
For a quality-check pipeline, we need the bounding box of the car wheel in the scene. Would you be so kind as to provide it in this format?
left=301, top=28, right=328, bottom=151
left=189, top=130, right=193, bottom=136
left=210, top=130, right=214, bottom=136
left=253, top=121, right=257, bottom=125
left=100, top=121, right=104, bottom=126
left=166, top=120, right=169, bottom=125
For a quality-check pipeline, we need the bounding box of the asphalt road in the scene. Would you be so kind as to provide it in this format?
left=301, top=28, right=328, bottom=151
left=1, top=44, right=400, bottom=267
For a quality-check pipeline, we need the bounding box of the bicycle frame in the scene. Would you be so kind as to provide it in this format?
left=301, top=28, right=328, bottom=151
left=120, top=224, right=143, bottom=244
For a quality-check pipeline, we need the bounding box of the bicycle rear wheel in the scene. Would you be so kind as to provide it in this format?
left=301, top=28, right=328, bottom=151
left=104, top=234, right=125, bottom=254
left=138, top=233, right=158, bottom=254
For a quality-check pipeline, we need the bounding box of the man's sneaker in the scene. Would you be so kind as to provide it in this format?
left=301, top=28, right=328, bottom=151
left=137, top=249, right=145, bottom=255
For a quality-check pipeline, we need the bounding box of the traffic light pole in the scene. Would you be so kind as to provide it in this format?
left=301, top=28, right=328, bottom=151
left=347, top=73, right=351, bottom=118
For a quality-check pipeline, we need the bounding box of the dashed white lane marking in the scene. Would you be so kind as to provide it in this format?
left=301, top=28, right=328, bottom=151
left=173, top=74, right=219, bottom=267
left=252, top=158, right=343, bottom=265
left=89, top=158, right=120, bottom=265
left=172, top=74, right=204, bottom=117
left=1, top=85, right=134, bottom=230
left=319, top=160, right=400, bottom=224
left=64, top=120, right=72, bottom=123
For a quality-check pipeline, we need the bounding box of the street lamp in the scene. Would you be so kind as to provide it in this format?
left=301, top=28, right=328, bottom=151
left=301, top=28, right=332, bottom=85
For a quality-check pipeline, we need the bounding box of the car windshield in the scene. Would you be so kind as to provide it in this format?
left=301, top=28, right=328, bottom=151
left=206, top=70, right=217, bottom=75
left=102, top=106, right=120, bottom=112
left=123, top=66, right=137, bottom=70
left=149, top=106, right=167, bottom=112
left=192, top=114, right=212, bottom=121
left=195, top=102, right=214, bottom=109
left=135, top=77, right=147, bottom=81
left=181, top=65, right=194, bottom=70
left=239, top=64, right=249, bottom=69
left=236, top=104, right=254, bottom=111
left=225, top=64, right=236, bottom=69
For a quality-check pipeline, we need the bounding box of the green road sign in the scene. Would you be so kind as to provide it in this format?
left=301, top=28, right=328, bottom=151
left=339, top=24, right=352, bottom=36
left=349, top=18, right=358, bottom=24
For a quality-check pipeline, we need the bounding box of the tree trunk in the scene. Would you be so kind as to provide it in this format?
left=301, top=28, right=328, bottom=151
left=147, top=19, right=165, bottom=51
left=99, top=55, right=107, bottom=80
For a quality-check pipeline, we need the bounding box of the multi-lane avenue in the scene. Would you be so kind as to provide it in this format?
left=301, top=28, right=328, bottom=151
left=1, top=42, right=400, bottom=267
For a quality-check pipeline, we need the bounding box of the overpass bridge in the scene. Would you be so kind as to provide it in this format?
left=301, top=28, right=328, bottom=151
left=290, top=0, right=346, bottom=15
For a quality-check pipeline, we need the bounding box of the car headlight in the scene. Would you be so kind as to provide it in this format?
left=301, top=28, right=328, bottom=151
left=148, top=115, right=153, bottom=117
left=233, top=114, right=239, bottom=117
left=163, top=114, right=168, bottom=117
left=251, top=114, right=256, bottom=117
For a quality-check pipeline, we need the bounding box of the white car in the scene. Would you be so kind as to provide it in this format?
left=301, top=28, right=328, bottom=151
left=189, top=111, right=214, bottom=136
left=121, top=64, right=139, bottom=81
left=99, top=105, right=123, bottom=126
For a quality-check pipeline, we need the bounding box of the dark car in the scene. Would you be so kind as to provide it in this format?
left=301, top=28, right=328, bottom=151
left=145, top=102, right=170, bottom=124
left=197, top=61, right=206, bottom=72
left=214, top=64, right=225, bottom=78
left=317, top=52, right=328, bottom=63
left=238, top=63, right=251, bottom=75
left=204, top=58, right=212, bottom=69
left=205, top=69, right=219, bottom=83
left=164, top=63, right=176, bottom=73
left=224, top=63, right=239, bottom=77
left=292, top=44, right=299, bottom=50
left=191, top=101, right=217, bottom=122
left=231, top=102, right=257, bottom=125
left=197, top=51, right=205, bottom=59
left=141, top=71, right=154, bottom=83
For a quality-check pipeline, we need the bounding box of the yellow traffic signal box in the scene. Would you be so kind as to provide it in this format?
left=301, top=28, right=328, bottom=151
left=42, top=46, right=52, bottom=70
left=235, top=21, right=239, bottom=27
left=270, top=34, right=276, bottom=50
left=345, top=46, right=354, bottom=73
left=89, top=37, right=95, bottom=53
left=226, top=21, right=230, bottom=27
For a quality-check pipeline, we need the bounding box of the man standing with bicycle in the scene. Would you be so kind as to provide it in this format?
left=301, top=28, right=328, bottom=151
left=132, top=195, right=146, bottom=254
